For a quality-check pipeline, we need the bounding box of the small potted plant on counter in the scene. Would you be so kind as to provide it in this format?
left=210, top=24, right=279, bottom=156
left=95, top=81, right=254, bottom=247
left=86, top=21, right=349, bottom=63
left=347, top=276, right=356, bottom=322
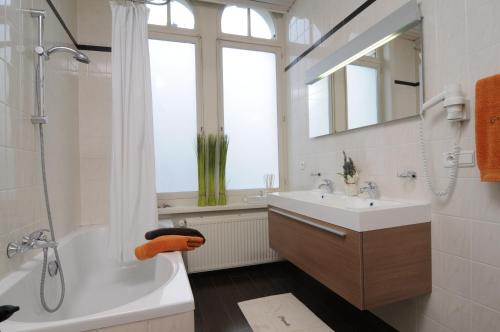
left=337, top=151, right=359, bottom=196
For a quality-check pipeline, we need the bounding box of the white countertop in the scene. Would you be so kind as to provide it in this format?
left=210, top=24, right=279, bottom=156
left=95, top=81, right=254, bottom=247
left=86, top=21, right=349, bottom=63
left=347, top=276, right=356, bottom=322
left=268, top=190, right=431, bottom=232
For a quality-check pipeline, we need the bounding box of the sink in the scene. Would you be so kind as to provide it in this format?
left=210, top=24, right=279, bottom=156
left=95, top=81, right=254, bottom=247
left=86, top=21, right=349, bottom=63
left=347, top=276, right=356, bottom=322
left=267, top=190, right=430, bottom=232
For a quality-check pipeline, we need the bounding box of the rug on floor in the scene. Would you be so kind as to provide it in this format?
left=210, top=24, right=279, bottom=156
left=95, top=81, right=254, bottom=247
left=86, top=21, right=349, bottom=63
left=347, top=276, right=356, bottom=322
left=238, top=293, right=334, bottom=332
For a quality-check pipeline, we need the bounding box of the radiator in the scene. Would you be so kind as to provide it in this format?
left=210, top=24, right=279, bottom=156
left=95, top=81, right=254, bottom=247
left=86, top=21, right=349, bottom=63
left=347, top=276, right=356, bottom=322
left=182, top=212, right=281, bottom=273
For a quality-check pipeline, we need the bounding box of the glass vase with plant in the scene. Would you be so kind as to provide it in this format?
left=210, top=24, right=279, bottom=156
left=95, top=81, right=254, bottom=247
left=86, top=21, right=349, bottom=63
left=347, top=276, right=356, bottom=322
left=196, top=133, right=207, bottom=206
left=207, top=134, right=217, bottom=206
left=218, top=134, right=229, bottom=205
left=337, top=151, right=359, bottom=196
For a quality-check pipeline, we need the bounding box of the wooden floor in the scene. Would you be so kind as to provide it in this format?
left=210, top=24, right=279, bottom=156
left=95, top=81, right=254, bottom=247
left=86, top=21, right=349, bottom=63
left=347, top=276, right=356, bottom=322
left=189, top=261, right=397, bottom=332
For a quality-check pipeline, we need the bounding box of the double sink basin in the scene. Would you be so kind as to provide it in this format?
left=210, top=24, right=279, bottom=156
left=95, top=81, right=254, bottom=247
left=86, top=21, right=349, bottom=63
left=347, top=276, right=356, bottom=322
left=267, top=190, right=431, bottom=232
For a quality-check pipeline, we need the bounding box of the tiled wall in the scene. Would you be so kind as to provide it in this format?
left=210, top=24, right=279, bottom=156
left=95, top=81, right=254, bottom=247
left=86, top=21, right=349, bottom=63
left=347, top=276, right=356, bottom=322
left=76, top=0, right=112, bottom=226
left=85, top=311, right=194, bottom=332
left=285, top=0, right=500, bottom=331
left=0, top=0, right=80, bottom=278
left=78, top=50, right=111, bottom=225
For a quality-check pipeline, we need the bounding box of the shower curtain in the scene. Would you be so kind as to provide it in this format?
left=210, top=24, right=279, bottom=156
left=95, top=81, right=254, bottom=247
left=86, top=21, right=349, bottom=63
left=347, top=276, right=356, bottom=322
left=108, top=1, right=157, bottom=263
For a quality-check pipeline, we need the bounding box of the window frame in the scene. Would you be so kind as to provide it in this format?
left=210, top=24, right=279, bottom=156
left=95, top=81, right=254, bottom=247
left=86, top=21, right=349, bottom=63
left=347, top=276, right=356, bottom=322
left=218, top=6, right=281, bottom=46
left=149, top=30, right=204, bottom=200
left=345, top=54, right=383, bottom=128
left=147, top=0, right=197, bottom=33
left=216, top=39, right=286, bottom=194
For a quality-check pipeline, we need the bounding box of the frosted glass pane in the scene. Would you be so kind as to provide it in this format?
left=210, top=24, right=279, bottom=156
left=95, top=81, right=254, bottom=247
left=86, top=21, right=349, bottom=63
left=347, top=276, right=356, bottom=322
left=308, top=77, right=332, bottom=138
left=250, top=9, right=274, bottom=39
left=346, top=64, right=379, bottom=130
left=221, top=6, right=248, bottom=36
left=222, top=47, right=279, bottom=190
left=147, top=4, right=168, bottom=26
left=171, top=1, right=194, bottom=29
left=149, top=39, right=198, bottom=193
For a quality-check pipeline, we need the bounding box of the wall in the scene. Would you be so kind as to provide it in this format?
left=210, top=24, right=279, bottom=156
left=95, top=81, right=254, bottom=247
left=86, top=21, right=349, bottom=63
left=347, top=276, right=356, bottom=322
left=0, top=0, right=80, bottom=278
left=76, top=0, right=112, bottom=226
left=285, top=0, right=500, bottom=331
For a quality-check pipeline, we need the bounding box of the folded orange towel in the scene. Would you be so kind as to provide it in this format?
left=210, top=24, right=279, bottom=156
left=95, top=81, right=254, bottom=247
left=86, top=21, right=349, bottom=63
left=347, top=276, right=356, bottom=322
left=135, top=235, right=204, bottom=261
left=476, top=74, right=500, bottom=181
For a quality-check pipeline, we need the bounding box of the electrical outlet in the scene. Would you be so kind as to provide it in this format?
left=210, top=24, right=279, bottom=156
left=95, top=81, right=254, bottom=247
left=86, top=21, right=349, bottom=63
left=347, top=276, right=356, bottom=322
left=299, top=161, right=306, bottom=170
left=443, top=150, right=475, bottom=168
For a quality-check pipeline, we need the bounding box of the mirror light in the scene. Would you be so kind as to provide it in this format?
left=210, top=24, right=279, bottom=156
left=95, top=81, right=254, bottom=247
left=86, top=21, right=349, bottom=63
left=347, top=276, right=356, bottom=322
left=306, top=0, right=421, bottom=85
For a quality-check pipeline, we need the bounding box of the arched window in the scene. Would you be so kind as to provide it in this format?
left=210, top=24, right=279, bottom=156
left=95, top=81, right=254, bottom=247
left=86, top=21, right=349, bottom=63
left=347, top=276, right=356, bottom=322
left=148, top=0, right=195, bottom=29
left=221, top=6, right=276, bottom=39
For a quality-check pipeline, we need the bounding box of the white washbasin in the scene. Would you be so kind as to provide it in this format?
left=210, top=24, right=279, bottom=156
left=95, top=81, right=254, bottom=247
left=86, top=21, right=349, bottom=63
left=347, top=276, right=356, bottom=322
left=268, top=190, right=430, bottom=232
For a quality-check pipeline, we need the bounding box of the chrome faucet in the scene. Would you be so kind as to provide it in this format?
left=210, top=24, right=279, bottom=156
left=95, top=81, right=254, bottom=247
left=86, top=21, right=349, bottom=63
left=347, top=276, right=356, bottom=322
left=318, top=179, right=334, bottom=195
left=359, top=181, right=379, bottom=199
left=6, top=229, right=57, bottom=258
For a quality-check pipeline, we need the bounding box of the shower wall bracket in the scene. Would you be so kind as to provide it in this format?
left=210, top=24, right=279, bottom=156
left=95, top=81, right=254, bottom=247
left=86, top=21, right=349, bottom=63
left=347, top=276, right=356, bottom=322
left=29, top=8, right=47, bottom=125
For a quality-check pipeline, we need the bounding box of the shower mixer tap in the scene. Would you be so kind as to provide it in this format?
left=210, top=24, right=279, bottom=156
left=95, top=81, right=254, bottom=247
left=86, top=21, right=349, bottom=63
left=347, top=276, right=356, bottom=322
left=6, top=229, right=58, bottom=258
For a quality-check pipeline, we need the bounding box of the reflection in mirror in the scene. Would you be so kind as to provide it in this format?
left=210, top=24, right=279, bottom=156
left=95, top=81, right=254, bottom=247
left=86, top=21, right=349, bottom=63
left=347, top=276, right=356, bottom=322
left=308, top=22, right=422, bottom=134
left=335, top=24, right=421, bottom=132
left=308, top=77, right=333, bottom=138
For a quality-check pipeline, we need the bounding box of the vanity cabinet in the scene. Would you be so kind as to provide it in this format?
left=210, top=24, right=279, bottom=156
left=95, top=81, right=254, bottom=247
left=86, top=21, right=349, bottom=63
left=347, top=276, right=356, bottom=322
left=268, top=208, right=431, bottom=310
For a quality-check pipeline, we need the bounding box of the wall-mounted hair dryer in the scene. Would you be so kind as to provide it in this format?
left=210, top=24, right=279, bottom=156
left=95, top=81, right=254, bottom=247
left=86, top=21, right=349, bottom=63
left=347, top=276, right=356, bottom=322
left=419, top=84, right=467, bottom=198
left=420, top=84, right=467, bottom=121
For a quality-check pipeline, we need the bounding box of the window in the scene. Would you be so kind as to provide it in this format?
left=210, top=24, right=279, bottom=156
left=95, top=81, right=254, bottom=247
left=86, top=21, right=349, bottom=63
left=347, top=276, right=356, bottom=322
left=346, top=64, right=379, bottom=129
left=149, top=38, right=198, bottom=193
left=221, top=6, right=276, bottom=39
left=148, top=0, right=194, bottom=29
left=221, top=45, right=280, bottom=190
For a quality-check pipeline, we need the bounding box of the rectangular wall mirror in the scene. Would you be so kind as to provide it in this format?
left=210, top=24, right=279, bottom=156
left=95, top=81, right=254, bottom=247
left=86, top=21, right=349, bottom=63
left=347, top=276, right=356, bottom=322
left=306, top=0, right=422, bottom=135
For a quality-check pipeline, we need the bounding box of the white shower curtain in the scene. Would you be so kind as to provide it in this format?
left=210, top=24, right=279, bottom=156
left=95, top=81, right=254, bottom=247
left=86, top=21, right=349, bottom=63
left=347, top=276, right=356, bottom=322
left=108, top=1, right=157, bottom=263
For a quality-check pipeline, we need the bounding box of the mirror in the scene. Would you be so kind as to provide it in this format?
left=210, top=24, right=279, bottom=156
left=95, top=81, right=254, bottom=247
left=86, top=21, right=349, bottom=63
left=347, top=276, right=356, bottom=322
left=306, top=0, right=422, bottom=134
left=308, top=77, right=333, bottom=138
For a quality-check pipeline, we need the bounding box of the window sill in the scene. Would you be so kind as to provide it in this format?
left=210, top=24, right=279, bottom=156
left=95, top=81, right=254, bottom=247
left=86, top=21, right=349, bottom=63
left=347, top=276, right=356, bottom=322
left=158, top=202, right=268, bottom=215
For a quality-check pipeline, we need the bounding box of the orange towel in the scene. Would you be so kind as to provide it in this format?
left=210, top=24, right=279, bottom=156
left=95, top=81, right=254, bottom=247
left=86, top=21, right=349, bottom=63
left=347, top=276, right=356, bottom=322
left=476, top=74, right=500, bottom=182
left=135, top=235, right=204, bottom=261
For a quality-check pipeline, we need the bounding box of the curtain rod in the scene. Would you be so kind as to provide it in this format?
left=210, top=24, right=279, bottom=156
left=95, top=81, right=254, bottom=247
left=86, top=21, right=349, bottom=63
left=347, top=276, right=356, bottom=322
left=129, top=0, right=170, bottom=5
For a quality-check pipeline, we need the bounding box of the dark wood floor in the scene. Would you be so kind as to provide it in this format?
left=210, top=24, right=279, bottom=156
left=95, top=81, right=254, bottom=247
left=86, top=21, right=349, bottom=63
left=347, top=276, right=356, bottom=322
left=189, top=261, right=397, bottom=332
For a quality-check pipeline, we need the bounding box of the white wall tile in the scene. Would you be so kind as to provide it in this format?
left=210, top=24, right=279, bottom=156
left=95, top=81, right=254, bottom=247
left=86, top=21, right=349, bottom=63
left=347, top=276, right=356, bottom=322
left=439, top=215, right=470, bottom=258
left=0, top=0, right=80, bottom=278
left=471, top=262, right=500, bottom=312
left=470, top=303, right=500, bottom=332
left=471, top=221, right=500, bottom=268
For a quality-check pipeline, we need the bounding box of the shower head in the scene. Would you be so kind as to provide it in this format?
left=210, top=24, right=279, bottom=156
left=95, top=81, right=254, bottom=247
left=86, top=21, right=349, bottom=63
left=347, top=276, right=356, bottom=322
left=45, top=46, right=90, bottom=64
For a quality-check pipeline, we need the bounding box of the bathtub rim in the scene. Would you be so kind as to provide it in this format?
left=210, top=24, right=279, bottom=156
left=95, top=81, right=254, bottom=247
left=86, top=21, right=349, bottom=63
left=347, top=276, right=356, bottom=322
left=0, top=225, right=195, bottom=332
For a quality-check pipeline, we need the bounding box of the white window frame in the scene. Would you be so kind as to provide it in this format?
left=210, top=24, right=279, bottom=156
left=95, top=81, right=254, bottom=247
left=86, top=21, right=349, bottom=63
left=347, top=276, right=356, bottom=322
left=216, top=39, right=287, bottom=195
left=147, top=0, right=197, bottom=32
left=149, top=30, right=204, bottom=200
left=345, top=54, right=383, bottom=127
left=218, top=6, right=282, bottom=47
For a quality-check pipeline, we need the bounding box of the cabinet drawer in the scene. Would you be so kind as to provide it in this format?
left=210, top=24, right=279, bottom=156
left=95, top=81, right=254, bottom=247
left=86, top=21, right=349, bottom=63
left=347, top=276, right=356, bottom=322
left=268, top=208, right=364, bottom=309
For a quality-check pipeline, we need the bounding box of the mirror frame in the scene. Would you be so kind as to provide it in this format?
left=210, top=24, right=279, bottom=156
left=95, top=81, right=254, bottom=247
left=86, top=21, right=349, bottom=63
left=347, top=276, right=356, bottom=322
left=305, top=0, right=422, bottom=85
left=305, top=0, right=424, bottom=135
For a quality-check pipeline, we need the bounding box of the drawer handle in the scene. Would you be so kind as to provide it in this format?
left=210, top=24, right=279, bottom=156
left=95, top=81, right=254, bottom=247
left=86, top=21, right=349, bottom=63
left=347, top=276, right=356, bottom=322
left=269, top=208, right=346, bottom=238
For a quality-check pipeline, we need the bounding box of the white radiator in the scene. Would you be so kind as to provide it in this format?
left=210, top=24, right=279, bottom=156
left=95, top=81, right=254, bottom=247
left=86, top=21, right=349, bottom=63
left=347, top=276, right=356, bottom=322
left=182, top=212, right=280, bottom=273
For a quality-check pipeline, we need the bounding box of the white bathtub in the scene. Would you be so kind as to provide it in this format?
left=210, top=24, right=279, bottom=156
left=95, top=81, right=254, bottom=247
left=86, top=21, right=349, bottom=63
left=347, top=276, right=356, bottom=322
left=0, top=226, right=194, bottom=332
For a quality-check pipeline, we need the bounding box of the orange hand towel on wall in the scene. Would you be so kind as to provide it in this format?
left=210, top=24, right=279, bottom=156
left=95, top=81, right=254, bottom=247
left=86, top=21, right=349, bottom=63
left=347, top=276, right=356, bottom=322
left=476, top=74, right=500, bottom=182
left=135, top=235, right=204, bottom=261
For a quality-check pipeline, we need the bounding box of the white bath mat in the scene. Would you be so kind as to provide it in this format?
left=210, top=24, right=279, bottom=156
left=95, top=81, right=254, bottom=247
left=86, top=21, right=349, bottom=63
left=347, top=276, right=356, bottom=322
left=238, top=293, right=334, bottom=332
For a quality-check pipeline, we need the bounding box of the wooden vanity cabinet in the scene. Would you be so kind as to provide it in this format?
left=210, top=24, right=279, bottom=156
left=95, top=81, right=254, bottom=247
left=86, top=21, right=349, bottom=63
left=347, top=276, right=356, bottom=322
left=268, top=208, right=431, bottom=310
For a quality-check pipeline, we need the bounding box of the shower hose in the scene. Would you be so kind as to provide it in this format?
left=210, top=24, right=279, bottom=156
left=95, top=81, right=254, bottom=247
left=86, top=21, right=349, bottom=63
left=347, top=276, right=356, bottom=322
left=38, top=124, right=66, bottom=312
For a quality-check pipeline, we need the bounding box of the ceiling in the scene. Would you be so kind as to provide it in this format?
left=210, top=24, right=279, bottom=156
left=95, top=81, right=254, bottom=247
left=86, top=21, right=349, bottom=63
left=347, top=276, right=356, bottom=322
left=198, top=0, right=296, bottom=13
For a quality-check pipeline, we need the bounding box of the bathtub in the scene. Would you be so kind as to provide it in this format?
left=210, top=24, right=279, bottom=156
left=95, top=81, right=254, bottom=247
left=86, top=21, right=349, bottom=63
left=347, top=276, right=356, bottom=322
left=0, top=226, right=194, bottom=332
